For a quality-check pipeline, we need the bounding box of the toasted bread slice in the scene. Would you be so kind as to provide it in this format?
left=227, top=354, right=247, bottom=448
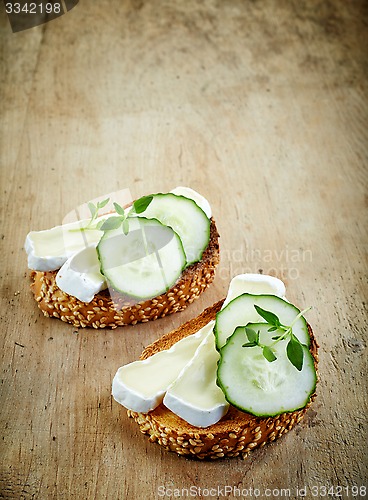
left=29, top=218, right=220, bottom=328
left=127, top=300, right=319, bottom=459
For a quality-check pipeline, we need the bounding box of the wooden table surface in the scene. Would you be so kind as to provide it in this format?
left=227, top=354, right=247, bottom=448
left=1, top=1, right=367, bottom=498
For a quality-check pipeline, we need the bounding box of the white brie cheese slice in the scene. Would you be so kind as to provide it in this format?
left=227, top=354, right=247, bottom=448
left=170, top=186, right=212, bottom=218
left=163, top=326, right=228, bottom=427
left=56, top=245, right=107, bottom=303
left=25, top=215, right=107, bottom=272
left=112, top=321, right=214, bottom=413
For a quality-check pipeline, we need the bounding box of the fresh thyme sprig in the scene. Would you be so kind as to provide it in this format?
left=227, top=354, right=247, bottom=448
left=86, top=198, right=109, bottom=229
left=99, top=195, right=153, bottom=234
left=69, top=198, right=110, bottom=232
left=70, top=195, right=153, bottom=234
left=243, top=326, right=277, bottom=363
left=242, top=305, right=312, bottom=371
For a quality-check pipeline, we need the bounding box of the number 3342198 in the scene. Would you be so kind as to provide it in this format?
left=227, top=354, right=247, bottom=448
left=5, top=3, right=62, bottom=14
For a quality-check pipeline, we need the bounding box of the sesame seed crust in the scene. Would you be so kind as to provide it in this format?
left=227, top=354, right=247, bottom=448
left=29, top=218, right=220, bottom=329
left=127, top=300, right=319, bottom=460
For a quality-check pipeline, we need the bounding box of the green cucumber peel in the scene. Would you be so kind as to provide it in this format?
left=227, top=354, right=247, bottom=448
left=242, top=305, right=312, bottom=371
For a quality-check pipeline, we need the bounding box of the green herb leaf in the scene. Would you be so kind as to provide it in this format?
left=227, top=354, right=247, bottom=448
left=242, top=342, right=258, bottom=348
left=122, top=218, right=130, bottom=235
left=88, top=202, right=97, bottom=219
left=268, top=326, right=278, bottom=332
left=97, top=198, right=109, bottom=209
left=113, top=202, right=125, bottom=216
left=272, top=335, right=282, bottom=340
left=133, top=195, right=153, bottom=214
left=100, top=216, right=123, bottom=231
left=254, top=305, right=281, bottom=327
left=286, top=334, right=304, bottom=371
left=95, top=220, right=105, bottom=230
left=245, top=327, right=258, bottom=344
left=262, top=346, right=277, bottom=362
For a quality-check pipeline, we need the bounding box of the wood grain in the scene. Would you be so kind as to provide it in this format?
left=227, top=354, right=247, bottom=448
left=1, top=0, right=367, bottom=498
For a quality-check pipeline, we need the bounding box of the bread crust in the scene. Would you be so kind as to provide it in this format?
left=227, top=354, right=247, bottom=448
left=30, top=218, right=220, bottom=329
left=127, top=300, right=319, bottom=459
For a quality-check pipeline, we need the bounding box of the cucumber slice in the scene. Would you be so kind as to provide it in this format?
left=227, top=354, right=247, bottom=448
left=215, top=294, right=310, bottom=349
left=137, top=193, right=210, bottom=266
left=97, top=217, right=186, bottom=300
left=217, top=323, right=317, bottom=416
